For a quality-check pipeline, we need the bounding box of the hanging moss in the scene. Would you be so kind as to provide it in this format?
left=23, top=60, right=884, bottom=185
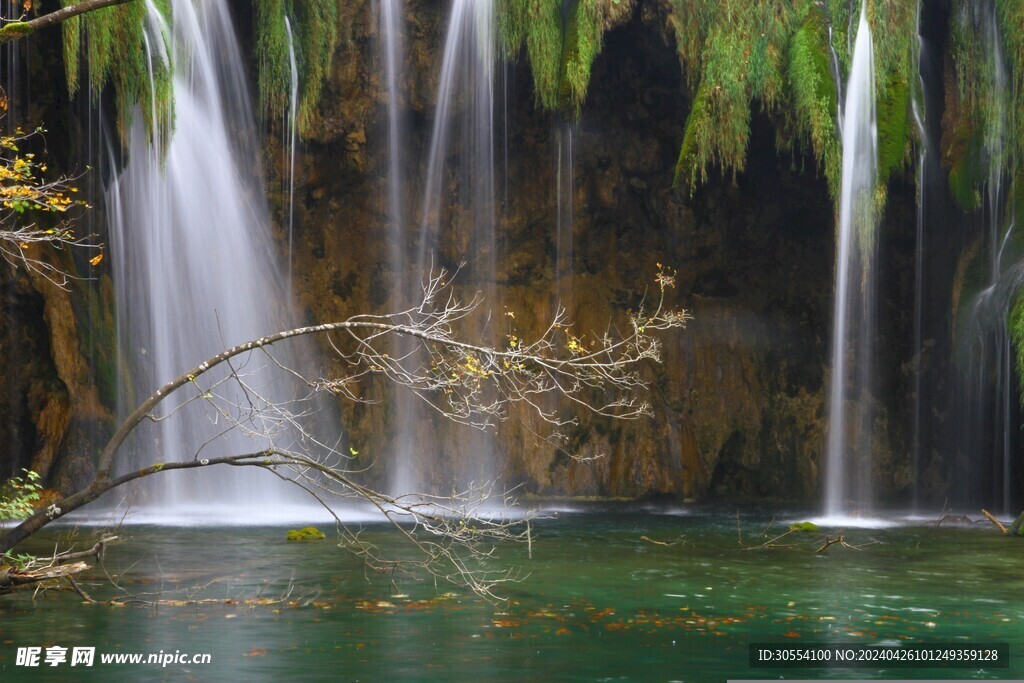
left=1011, top=293, right=1024, bottom=406
left=673, top=80, right=708, bottom=189
left=253, top=0, right=339, bottom=135
left=255, top=0, right=291, bottom=117
left=293, top=0, right=338, bottom=132
left=823, top=0, right=850, bottom=73
left=501, top=0, right=561, bottom=109
left=876, top=77, right=910, bottom=185
left=59, top=0, right=80, bottom=91
left=60, top=0, right=174, bottom=142
left=667, top=0, right=916, bottom=206
left=869, top=0, right=915, bottom=185
left=785, top=4, right=841, bottom=198
left=499, top=0, right=633, bottom=117
left=948, top=0, right=1023, bottom=209
left=668, top=0, right=795, bottom=191
left=993, top=0, right=1024, bottom=181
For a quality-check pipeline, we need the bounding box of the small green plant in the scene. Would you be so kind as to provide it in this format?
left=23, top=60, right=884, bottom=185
left=788, top=521, right=820, bottom=532
left=1, top=550, right=35, bottom=571
left=0, top=469, right=42, bottom=522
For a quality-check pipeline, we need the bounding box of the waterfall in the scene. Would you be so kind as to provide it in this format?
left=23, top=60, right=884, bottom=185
left=909, top=0, right=928, bottom=511
left=555, top=120, right=576, bottom=308
left=376, top=0, right=419, bottom=496
left=284, top=15, right=299, bottom=299
left=824, top=0, right=877, bottom=519
left=107, top=1, right=313, bottom=521
left=404, top=0, right=498, bottom=494
left=956, top=1, right=1017, bottom=514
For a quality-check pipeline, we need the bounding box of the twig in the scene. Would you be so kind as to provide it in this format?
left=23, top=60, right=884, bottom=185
left=816, top=535, right=844, bottom=553
left=934, top=514, right=972, bottom=527
left=67, top=576, right=98, bottom=603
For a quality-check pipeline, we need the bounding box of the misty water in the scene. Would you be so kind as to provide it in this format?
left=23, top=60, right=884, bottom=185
left=2, top=507, right=1023, bottom=681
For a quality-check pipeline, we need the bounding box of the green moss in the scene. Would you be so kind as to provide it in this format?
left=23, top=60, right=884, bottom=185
left=0, top=21, right=33, bottom=41
left=788, top=521, right=820, bottom=532
left=1011, top=294, right=1024, bottom=406
left=252, top=0, right=339, bottom=136
left=951, top=0, right=1023, bottom=202
left=293, top=0, right=338, bottom=132
left=287, top=526, right=326, bottom=541
left=668, top=0, right=795, bottom=192
left=60, top=0, right=173, bottom=142
left=500, top=0, right=632, bottom=117
left=60, top=1, right=81, bottom=92
left=994, top=0, right=1024, bottom=178
left=58, top=0, right=335, bottom=142
left=823, top=0, right=850, bottom=72
left=674, top=80, right=707, bottom=190
left=255, top=0, right=291, bottom=114
left=786, top=5, right=841, bottom=198
left=876, top=77, right=910, bottom=185
left=947, top=145, right=984, bottom=211
left=253, top=0, right=339, bottom=135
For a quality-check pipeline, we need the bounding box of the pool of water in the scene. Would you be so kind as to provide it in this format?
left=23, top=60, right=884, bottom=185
left=1, top=505, right=1021, bottom=681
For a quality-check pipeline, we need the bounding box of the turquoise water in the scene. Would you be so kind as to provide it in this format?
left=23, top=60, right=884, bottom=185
left=1, top=506, right=1021, bottom=681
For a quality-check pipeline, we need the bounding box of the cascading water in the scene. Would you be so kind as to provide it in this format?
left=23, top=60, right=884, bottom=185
left=376, top=0, right=418, bottom=496
left=107, top=1, right=313, bottom=521
left=955, top=0, right=1017, bottom=514
left=909, top=0, right=931, bottom=511
left=555, top=120, right=576, bottom=308
left=405, top=0, right=498, bottom=494
left=824, top=0, right=877, bottom=519
left=284, top=15, right=299, bottom=298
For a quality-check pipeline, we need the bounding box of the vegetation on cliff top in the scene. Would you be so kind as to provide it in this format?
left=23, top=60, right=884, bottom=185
left=57, top=0, right=338, bottom=141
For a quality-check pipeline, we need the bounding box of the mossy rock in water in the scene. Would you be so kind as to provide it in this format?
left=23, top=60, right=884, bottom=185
left=287, top=526, right=326, bottom=541
left=788, top=521, right=819, bottom=532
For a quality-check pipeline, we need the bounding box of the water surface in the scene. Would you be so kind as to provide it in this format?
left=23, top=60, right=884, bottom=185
left=1, top=506, right=1020, bottom=681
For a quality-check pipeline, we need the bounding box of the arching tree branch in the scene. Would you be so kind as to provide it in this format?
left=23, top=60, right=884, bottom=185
left=0, top=266, right=689, bottom=597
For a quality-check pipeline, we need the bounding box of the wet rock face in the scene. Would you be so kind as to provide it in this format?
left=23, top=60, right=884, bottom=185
left=0, top=270, right=69, bottom=482
left=276, top=2, right=842, bottom=502
left=0, top=1, right=922, bottom=504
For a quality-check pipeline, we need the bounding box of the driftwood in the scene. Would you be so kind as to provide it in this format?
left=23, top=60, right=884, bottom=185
left=0, top=561, right=90, bottom=593
left=981, top=509, right=1009, bottom=535
left=0, top=536, right=115, bottom=595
